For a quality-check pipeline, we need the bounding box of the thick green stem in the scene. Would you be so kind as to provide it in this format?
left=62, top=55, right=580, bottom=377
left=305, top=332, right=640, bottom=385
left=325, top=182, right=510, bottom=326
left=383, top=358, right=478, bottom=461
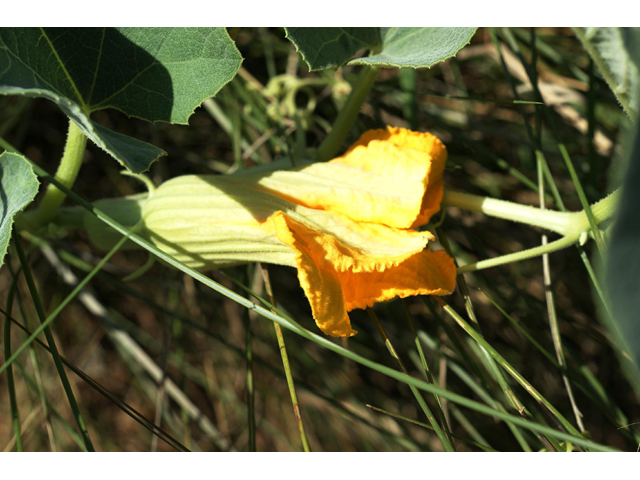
left=316, top=65, right=379, bottom=162
left=32, top=119, right=87, bottom=226
left=446, top=189, right=621, bottom=274
left=443, top=190, right=578, bottom=236
left=443, top=189, right=620, bottom=238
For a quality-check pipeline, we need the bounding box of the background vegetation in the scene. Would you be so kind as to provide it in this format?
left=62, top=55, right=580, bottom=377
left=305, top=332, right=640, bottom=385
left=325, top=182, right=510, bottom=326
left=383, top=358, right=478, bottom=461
left=1, top=27, right=638, bottom=452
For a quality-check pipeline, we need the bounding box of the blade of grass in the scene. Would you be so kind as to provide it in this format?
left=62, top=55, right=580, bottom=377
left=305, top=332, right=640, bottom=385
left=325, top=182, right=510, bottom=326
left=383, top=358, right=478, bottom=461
left=511, top=29, right=626, bottom=424
left=366, top=404, right=496, bottom=452
left=26, top=338, right=57, bottom=451
left=244, top=272, right=257, bottom=452
left=500, top=27, right=606, bottom=255
left=531, top=42, right=586, bottom=436
left=432, top=297, right=583, bottom=440
left=6, top=262, right=57, bottom=451
left=481, top=287, right=640, bottom=444
left=405, top=348, right=496, bottom=451
left=488, top=29, right=566, bottom=210
left=258, top=28, right=277, bottom=80
left=368, top=308, right=456, bottom=452
left=150, top=298, right=173, bottom=452
left=437, top=228, right=541, bottom=450
left=422, top=93, right=544, bottom=105
left=12, top=362, right=82, bottom=451
left=260, top=264, right=311, bottom=452
left=401, top=298, right=453, bottom=446
left=12, top=232, right=95, bottom=452
left=417, top=328, right=535, bottom=451
left=3, top=260, right=23, bottom=451
left=579, top=365, right=640, bottom=445
left=37, top=243, right=233, bottom=451
left=1, top=308, right=189, bottom=452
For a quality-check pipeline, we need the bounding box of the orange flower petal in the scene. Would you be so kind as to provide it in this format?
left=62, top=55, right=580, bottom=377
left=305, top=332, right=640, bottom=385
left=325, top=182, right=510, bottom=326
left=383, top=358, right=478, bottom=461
left=347, top=126, right=448, bottom=227
left=234, top=127, right=446, bottom=229
left=269, top=211, right=456, bottom=338
left=141, top=127, right=455, bottom=338
left=340, top=249, right=457, bottom=311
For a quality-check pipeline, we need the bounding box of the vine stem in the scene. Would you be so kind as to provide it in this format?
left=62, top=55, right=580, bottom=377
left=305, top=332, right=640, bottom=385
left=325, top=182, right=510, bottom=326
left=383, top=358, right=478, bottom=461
left=31, top=119, right=87, bottom=227
left=316, top=65, right=379, bottom=162
left=443, top=189, right=620, bottom=274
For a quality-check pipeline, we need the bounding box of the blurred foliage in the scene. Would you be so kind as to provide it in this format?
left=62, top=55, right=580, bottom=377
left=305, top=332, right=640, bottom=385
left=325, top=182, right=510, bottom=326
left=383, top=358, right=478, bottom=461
left=1, top=27, right=639, bottom=452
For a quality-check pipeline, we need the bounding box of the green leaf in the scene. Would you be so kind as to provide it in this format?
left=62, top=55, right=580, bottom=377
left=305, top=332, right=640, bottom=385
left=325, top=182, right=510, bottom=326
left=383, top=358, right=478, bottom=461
left=606, top=138, right=640, bottom=352
left=285, top=27, right=477, bottom=71
left=0, top=28, right=243, bottom=172
left=284, top=27, right=381, bottom=71
left=574, top=27, right=640, bottom=117
left=604, top=35, right=640, bottom=391
left=0, top=151, right=39, bottom=268
left=350, top=27, right=477, bottom=68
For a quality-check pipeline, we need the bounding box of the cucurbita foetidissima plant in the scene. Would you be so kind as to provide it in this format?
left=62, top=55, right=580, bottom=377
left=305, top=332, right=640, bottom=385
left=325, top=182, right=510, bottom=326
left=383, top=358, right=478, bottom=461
left=1, top=27, right=638, bottom=453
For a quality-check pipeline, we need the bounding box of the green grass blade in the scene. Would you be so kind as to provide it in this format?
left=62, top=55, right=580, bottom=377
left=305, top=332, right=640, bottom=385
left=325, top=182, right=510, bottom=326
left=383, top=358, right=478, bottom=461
left=482, top=287, right=640, bottom=444
left=0, top=234, right=128, bottom=378
left=415, top=328, right=533, bottom=451
left=244, top=299, right=256, bottom=452
left=2, top=308, right=190, bottom=452
left=433, top=297, right=583, bottom=440
left=261, top=264, right=311, bottom=452
left=6, top=263, right=58, bottom=450
left=401, top=299, right=454, bottom=446
left=436, top=228, right=538, bottom=450
left=3, top=261, right=23, bottom=451
left=367, top=404, right=497, bottom=452
left=498, top=28, right=606, bottom=255
left=368, top=308, right=456, bottom=451
left=12, top=232, right=95, bottom=452
left=13, top=361, right=81, bottom=451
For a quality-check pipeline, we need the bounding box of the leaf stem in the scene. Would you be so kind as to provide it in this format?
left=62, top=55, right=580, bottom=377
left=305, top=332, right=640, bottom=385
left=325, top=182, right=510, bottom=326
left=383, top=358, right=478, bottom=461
left=457, top=235, right=577, bottom=274
left=444, top=189, right=620, bottom=273
left=31, top=119, right=87, bottom=227
left=316, top=65, right=379, bottom=162
left=443, top=190, right=579, bottom=236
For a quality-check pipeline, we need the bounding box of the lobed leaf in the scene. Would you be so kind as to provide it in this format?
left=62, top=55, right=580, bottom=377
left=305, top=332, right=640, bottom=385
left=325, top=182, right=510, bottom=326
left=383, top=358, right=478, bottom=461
left=604, top=32, right=640, bottom=390
left=284, top=27, right=380, bottom=71
left=605, top=114, right=640, bottom=381
left=285, top=27, right=477, bottom=71
left=574, top=27, right=640, bottom=116
left=351, top=27, right=477, bottom=69
left=0, top=28, right=243, bottom=172
left=0, top=151, right=40, bottom=268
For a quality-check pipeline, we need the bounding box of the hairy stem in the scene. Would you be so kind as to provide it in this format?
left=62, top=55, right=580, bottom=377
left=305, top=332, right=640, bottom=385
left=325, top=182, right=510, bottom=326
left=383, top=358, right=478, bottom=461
left=31, top=119, right=87, bottom=227
left=443, top=188, right=620, bottom=239
left=457, top=234, right=578, bottom=274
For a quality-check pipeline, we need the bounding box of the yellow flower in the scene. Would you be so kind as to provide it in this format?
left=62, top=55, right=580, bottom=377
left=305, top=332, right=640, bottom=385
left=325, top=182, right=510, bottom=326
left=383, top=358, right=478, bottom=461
left=142, top=126, right=456, bottom=337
